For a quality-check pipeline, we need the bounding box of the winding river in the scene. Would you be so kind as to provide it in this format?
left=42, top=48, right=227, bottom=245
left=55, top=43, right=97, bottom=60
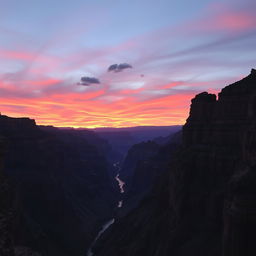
left=86, top=162, right=125, bottom=256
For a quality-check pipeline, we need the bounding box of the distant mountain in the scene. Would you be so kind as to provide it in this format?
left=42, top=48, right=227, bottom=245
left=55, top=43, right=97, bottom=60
left=93, top=126, right=181, bottom=160
left=93, top=125, right=181, bottom=132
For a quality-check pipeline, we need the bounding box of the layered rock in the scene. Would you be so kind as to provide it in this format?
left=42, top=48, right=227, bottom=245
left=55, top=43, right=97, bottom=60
left=95, top=69, right=256, bottom=256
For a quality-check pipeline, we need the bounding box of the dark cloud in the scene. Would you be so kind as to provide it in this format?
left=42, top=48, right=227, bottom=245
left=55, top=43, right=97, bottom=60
left=118, top=63, right=132, bottom=70
left=108, top=63, right=132, bottom=72
left=78, top=76, right=100, bottom=86
left=108, top=64, right=118, bottom=72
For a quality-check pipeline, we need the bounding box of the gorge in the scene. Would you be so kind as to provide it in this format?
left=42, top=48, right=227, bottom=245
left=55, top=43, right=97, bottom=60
left=0, top=69, right=255, bottom=255
left=86, top=164, right=126, bottom=256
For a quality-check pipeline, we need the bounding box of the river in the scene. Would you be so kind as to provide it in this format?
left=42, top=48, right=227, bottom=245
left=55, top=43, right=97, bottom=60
left=86, top=162, right=125, bottom=256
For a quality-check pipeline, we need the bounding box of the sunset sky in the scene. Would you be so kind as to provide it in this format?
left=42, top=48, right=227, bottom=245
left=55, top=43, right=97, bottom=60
left=0, top=0, right=255, bottom=127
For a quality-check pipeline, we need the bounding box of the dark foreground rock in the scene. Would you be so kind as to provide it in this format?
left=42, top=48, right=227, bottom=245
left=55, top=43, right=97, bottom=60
left=0, top=137, right=14, bottom=256
left=0, top=116, right=117, bottom=256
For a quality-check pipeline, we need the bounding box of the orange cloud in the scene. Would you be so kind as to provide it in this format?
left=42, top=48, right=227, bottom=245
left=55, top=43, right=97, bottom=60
left=25, top=79, right=62, bottom=86
left=0, top=86, right=193, bottom=128
left=1, top=3, right=253, bottom=129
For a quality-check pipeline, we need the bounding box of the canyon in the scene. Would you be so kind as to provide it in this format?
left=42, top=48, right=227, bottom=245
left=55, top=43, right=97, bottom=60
left=0, top=115, right=180, bottom=255
left=0, top=69, right=255, bottom=255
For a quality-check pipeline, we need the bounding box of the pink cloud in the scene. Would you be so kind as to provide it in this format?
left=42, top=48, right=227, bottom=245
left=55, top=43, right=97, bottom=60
left=0, top=50, right=35, bottom=61
left=0, top=1, right=254, bottom=128
left=199, top=11, right=256, bottom=32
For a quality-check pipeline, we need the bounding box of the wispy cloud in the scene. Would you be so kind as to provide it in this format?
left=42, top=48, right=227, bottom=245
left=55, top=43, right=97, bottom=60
left=0, top=0, right=255, bottom=127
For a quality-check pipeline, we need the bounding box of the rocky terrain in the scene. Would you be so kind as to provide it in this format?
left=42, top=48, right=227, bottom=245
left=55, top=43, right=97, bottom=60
left=0, top=116, right=118, bottom=256
left=94, top=69, right=256, bottom=256
left=117, top=138, right=180, bottom=217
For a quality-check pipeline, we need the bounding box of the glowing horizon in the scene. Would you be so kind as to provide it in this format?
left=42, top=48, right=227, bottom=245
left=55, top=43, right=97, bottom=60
left=0, top=0, right=255, bottom=128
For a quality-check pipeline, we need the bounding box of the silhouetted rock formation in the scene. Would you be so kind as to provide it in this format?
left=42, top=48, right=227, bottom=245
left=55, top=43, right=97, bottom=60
left=0, top=115, right=117, bottom=256
left=0, top=137, right=14, bottom=256
left=118, top=139, right=180, bottom=216
left=95, top=69, right=256, bottom=256
left=120, top=141, right=161, bottom=182
left=180, top=70, right=256, bottom=256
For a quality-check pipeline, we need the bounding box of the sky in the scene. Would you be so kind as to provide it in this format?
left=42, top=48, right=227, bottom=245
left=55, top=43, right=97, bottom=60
left=0, top=0, right=255, bottom=128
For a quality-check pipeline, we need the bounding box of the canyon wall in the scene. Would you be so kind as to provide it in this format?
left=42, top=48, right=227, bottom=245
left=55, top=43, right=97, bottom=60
left=0, top=115, right=117, bottom=256
left=95, top=69, right=256, bottom=256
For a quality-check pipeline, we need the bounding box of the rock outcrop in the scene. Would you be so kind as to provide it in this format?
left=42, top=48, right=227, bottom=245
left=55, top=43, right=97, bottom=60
left=95, top=69, right=256, bottom=256
left=174, top=68, right=256, bottom=256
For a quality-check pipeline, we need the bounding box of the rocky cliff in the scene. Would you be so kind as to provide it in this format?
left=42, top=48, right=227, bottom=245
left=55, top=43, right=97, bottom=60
left=118, top=139, right=180, bottom=217
left=0, top=115, right=117, bottom=256
left=95, top=69, right=256, bottom=256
